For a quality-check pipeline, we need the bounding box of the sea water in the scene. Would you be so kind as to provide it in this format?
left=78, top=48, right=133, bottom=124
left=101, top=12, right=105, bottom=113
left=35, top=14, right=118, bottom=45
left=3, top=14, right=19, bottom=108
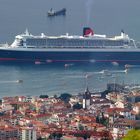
left=0, top=63, right=139, bottom=97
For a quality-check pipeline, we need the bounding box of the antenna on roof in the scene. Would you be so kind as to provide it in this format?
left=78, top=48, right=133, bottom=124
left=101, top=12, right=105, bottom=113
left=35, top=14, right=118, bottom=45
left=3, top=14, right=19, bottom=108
left=25, top=28, right=30, bottom=35
left=121, top=29, right=124, bottom=33
left=121, top=29, right=125, bottom=37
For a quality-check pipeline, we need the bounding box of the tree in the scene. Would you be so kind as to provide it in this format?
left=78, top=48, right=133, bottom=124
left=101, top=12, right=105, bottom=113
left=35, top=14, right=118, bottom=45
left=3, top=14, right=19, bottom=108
left=78, top=123, right=84, bottom=130
left=73, top=102, right=82, bottom=110
left=96, top=116, right=100, bottom=123
left=39, top=95, right=49, bottom=98
left=49, top=133, right=56, bottom=139
left=101, top=138, right=111, bottom=140
left=82, top=134, right=90, bottom=140
left=49, top=132, right=62, bottom=139
left=122, top=129, right=140, bottom=140
left=101, top=90, right=110, bottom=98
left=0, top=99, right=2, bottom=105
left=59, top=93, right=72, bottom=102
left=53, top=94, right=58, bottom=98
left=55, top=133, right=62, bottom=139
left=37, top=137, right=46, bottom=140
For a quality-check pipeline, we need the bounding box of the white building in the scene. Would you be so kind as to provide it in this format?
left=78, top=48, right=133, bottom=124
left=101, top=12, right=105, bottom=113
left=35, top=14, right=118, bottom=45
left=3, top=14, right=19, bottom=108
left=133, top=102, right=140, bottom=114
left=20, top=127, right=36, bottom=140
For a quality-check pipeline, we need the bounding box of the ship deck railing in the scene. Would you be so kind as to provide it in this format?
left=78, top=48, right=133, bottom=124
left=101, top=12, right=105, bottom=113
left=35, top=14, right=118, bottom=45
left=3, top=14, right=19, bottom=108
left=0, top=43, right=9, bottom=48
left=42, top=46, right=135, bottom=49
left=22, top=45, right=137, bottom=50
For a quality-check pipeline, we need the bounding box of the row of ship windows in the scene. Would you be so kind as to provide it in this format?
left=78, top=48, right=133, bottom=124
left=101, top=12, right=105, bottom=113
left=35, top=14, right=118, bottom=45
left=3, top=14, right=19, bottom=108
left=24, top=46, right=127, bottom=49
left=26, top=40, right=126, bottom=46
left=47, top=42, right=125, bottom=46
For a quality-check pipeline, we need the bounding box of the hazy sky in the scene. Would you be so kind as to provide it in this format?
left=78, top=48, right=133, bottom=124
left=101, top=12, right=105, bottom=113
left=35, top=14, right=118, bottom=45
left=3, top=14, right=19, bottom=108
left=0, top=0, right=140, bottom=42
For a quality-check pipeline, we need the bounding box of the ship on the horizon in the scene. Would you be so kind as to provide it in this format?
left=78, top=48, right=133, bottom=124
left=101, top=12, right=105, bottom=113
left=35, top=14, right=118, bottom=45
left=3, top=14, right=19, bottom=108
left=47, top=8, right=66, bottom=17
left=0, top=27, right=140, bottom=64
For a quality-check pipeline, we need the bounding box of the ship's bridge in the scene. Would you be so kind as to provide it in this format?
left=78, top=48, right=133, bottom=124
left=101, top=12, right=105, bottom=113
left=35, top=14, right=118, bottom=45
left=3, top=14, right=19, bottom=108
left=114, top=32, right=130, bottom=41
left=11, top=29, right=35, bottom=47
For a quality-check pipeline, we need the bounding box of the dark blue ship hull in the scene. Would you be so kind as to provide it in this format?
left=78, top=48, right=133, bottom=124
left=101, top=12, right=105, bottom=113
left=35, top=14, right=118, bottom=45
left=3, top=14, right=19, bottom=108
left=0, top=49, right=140, bottom=65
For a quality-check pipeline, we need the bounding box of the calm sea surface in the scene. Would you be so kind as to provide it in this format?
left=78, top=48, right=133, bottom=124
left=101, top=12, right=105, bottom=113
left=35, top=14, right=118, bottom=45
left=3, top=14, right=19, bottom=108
left=0, top=0, right=140, bottom=97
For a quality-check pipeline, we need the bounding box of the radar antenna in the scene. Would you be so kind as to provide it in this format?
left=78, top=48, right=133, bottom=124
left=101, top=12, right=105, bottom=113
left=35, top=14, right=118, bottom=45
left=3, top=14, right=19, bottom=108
left=25, top=28, right=30, bottom=35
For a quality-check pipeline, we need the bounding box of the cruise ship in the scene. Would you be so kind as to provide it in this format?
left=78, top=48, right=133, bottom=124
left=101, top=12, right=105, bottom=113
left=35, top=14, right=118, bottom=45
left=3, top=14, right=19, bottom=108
left=0, top=27, right=140, bottom=64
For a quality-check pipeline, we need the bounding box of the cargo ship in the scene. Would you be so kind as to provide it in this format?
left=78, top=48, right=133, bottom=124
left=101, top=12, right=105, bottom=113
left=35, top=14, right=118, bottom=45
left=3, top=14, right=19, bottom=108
left=47, top=8, right=66, bottom=17
left=0, top=27, right=140, bottom=64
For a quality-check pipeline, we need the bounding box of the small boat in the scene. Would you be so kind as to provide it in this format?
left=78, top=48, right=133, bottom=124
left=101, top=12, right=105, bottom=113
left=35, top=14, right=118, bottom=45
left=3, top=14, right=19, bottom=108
left=35, top=60, right=42, bottom=65
left=47, top=8, right=66, bottom=17
left=16, top=80, right=23, bottom=83
left=64, top=63, right=74, bottom=68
